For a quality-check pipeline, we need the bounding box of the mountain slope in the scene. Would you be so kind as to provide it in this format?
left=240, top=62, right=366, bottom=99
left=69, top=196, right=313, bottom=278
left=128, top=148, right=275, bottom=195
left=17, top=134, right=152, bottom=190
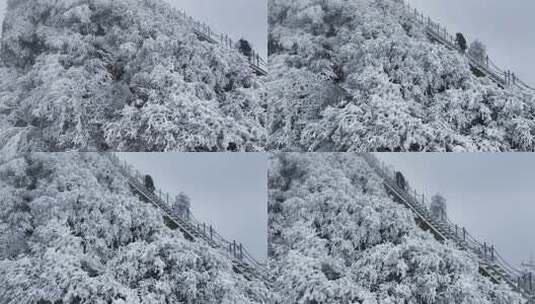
left=0, top=152, right=272, bottom=303
left=267, top=0, right=535, bottom=152
left=268, top=153, right=522, bottom=303
left=0, top=0, right=266, bottom=152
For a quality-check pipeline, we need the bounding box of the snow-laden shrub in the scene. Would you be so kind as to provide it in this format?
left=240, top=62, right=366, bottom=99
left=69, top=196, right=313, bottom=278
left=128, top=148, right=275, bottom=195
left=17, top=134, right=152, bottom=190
left=268, top=153, right=523, bottom=303
left=0, top=0, right=266, bottom=151
left=0, top=153, right=272, bottom=303
left=267, top=0, right=535, bottom=151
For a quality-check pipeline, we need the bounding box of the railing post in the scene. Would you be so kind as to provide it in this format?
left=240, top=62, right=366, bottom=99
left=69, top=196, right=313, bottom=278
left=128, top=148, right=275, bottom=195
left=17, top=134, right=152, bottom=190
left=233, top=240, right=237, bottom=257
left=210, top=225, right=213, bottom=240
left=483, top=243, right=488, bottom=259
left=463, top=227, right=466, bottom=241
left=490, top=245, right=494, bottom=260
left=203, top=223, right=206, bottom=234
left=239, top=243, right=243, bottom=260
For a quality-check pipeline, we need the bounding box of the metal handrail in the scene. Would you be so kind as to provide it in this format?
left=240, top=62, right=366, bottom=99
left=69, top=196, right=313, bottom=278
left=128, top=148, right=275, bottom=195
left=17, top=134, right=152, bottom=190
left=176, top=10, right=267, bottom=75
left=103, top=153, right=272, bottom=283
left=361, top=153, right=534, bottom=301
left=402, top=1, right=534, bottom=93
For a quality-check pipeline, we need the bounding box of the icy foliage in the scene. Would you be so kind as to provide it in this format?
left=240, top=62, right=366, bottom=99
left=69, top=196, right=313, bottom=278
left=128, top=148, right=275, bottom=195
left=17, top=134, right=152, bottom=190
left=0, top=153, right=272, bottom=303
left=0, top=0, right=266, bottom=152
left=268, top=153, right=522, bottom=303
left=267, top=0, right=535, bottom=151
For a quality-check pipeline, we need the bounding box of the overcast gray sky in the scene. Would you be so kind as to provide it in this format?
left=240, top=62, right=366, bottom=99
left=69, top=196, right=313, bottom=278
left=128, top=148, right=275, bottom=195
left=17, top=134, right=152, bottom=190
left=375, top=153, right=535, bottom=268
left=0, top=0, right=5, bottom=28
left=117, top=153, right=268, bottom=261
left=0, top=0, right=267, bottom=59
left=407, top=0, right=535, bottom=87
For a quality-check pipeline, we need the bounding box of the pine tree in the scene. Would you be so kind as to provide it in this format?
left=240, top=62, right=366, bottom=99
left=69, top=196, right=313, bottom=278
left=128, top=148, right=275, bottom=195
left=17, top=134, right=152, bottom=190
left=456, top=33, right=468, bottom=52
left=144, top=175, right=155, bottom=193
left=237, top=38, right=253, bottom=58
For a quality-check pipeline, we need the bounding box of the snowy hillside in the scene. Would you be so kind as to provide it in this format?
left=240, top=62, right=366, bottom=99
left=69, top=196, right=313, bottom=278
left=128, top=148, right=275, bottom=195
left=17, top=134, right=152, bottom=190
left=267, top=0, right=535, bottom=152
left=0, top=0, right=266, bottom=152
left=0, top=153, right=272, bottom=303
left=268, top=153, right=522, bottom=303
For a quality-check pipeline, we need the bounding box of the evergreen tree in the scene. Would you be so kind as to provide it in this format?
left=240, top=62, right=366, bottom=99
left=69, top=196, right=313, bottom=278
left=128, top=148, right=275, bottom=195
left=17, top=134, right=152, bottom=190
left=237, top=38, right=253, bottom=58
left=144, top=175, right=155, bottom=193
left=456, top=32, right=468, bottom=53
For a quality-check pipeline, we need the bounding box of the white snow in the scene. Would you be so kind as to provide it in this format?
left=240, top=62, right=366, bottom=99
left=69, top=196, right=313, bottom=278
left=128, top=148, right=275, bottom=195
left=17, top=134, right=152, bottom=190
left=267, top=0, right=535, bottom=152
left=0, top=0, right=266, bottom=152
left=0, top=153, right=272, bottom=303
left=268, top=153, right=523, bottom=303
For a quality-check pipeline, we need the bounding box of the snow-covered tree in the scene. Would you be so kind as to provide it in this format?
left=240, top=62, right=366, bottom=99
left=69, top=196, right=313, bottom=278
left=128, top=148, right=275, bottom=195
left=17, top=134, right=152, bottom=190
left=430, top=193, right=447, bottom=220
left=267, top=0, right=535, bottom=151
left=268, top=153, right=523, bottom=303
left=468, top=40, right=487, bottom=64
left=172, top=191, right=191, bottom=220
left=0, top=152, right=273, bottom=303
left=0, top=0, right=266, bottom=152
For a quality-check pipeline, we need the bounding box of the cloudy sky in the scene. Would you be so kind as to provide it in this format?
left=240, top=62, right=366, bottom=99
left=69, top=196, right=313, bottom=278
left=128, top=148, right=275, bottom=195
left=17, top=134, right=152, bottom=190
left=117, top=153, right=268, bottom=261
left=0, top=0, right=267, bottom=59
left=407, top=0, right=535, bottom=87
left=376, top=153, right=535, bottom=268
left=0, top=1, right=5, bottom=27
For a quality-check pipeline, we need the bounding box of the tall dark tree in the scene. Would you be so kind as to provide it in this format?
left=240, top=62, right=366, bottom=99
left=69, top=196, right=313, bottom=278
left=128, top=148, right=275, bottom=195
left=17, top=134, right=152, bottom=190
left=237, top=38, right=253, bottom=58
left=144, top=175, right=155, bottom=193
left=455, top=33, right=467, bottom=53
